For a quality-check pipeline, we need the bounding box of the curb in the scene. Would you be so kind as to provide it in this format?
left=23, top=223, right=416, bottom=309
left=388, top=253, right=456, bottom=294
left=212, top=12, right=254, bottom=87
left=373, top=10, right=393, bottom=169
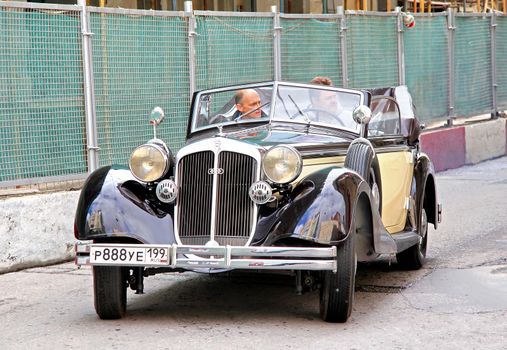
left=420, top=118, right=506, bottom=172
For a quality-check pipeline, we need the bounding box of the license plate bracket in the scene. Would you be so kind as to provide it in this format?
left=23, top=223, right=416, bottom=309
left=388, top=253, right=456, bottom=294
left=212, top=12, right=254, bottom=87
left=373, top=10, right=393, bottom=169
left=90, top=245, right=170, bottom=266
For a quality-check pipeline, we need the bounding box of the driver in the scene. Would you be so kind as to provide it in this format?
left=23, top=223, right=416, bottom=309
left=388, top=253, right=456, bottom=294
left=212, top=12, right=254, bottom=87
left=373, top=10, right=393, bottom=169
left=234, top=89, right=262, bottom=119
left=308, top=77, right=344, bottom=123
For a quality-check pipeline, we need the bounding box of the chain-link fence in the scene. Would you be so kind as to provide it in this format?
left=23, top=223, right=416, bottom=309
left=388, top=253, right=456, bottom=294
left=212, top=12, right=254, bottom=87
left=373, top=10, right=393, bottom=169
left=1, top=1, right=506, bottom=188
left=404, top=13, right=450, bottom=122
left=346, top=13, right=400, bottom=88
left=0, top=4, right=86, bottom=184
left=195, top=12, right=274, bottom=90
left=89, top=8, right=190, bottom=166
left=496, top=15, right=507, bottom=111
left=280, top=14, right=342, bottom=84
left=454, top=14, right=493, bottom=118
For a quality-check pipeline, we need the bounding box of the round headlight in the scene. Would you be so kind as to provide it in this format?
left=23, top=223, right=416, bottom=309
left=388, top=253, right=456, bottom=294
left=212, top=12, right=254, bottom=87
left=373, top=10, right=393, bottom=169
left=262, top=146, right=302, bottom=184
left=129, top=144, right=169, bottom=182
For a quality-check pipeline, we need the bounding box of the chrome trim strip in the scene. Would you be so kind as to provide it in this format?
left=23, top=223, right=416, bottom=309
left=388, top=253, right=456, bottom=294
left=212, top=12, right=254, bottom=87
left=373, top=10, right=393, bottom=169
left=299, top=149, right=347, bottom=157
left=75, top=243, right=338, bottom=272
left=373, top=145, right=412, bottom=154
left=209, top=147, right=220, bottom=243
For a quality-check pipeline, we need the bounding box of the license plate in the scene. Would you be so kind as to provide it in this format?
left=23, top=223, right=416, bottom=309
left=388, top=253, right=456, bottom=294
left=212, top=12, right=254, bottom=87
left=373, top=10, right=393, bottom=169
left=90, top=245, right=170, bottom=266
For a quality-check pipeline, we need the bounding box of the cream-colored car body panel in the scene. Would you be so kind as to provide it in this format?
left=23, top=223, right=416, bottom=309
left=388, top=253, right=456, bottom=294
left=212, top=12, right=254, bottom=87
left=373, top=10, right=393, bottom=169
left=377, top=151, right=414, bottom=233
left=293, top=156, right=345, bottom=185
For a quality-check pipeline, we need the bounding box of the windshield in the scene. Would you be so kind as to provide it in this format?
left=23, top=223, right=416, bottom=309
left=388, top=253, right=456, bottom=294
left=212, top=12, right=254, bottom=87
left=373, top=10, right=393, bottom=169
left=191, top=82, right=363, bottom=133
left=193, top=85, right=273, bottom=130
left=273, top=85, right=362, bottom=131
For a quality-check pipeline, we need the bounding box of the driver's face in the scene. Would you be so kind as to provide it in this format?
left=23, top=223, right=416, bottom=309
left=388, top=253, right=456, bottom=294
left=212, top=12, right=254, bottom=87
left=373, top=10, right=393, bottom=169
left=315, top=91, right=339, bottom=111
left=236, top=90, right=261, bottom=119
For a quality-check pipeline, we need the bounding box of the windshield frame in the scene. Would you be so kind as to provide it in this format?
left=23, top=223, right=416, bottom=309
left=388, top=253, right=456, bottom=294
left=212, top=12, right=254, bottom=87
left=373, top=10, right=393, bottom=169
left=189, top=81, right=367, bottom=135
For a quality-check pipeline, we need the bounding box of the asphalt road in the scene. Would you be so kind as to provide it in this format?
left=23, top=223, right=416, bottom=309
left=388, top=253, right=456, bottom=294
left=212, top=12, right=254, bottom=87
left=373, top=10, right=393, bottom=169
left=1, top=157, right=507, bottom=350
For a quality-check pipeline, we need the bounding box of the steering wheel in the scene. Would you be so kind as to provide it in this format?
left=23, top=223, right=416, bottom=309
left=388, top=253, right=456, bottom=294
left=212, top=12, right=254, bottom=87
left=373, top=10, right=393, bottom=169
left=295, top=107, right=346, bottom=127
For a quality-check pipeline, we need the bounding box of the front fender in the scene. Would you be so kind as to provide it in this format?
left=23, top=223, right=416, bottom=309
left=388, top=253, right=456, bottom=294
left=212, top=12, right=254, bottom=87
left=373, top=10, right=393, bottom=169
left=260, top=167, right=367, bottom=246
left=74, top=166, right=175, bottom=244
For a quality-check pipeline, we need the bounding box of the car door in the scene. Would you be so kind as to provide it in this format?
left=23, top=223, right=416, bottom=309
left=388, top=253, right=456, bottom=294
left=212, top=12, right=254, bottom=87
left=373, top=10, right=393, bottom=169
left=368, top=96, right=414, bottom=234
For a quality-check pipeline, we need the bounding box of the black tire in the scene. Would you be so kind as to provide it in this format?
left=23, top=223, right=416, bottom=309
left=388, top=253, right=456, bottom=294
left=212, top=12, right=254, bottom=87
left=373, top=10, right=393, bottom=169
left=320, top=232, right=356, bottom=323
left=396, top=209, right=428, bottom=270
left=345, top=140, right=382, bottom=213
left=93, top=266, right=127, bottom=319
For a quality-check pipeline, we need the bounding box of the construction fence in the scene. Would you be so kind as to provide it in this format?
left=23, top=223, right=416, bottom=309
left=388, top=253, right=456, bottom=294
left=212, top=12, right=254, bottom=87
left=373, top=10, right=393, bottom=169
left=0, top=1, right=506, bottom=187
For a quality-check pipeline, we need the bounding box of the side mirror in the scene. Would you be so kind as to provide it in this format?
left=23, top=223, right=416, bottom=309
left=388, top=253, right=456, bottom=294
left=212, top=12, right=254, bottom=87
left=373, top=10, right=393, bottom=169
left=149, top=107, right=165, bottom=126
left=149, top=107, right=165, bottom=139
left=352, top=105, right=372, bottom=125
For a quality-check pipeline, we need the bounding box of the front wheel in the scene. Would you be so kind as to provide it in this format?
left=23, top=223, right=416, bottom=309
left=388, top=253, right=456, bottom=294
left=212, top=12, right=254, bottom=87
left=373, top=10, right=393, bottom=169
left=396, top=209, right=428, bottom=270
left=93, top=266, right=127, bottom=319
left=319, top=233, right=356, bottom=323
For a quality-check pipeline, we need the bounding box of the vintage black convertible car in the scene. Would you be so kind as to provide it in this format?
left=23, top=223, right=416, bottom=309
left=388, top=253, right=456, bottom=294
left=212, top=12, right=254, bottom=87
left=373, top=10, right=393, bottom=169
left=74, top=81, right=441, bottom=322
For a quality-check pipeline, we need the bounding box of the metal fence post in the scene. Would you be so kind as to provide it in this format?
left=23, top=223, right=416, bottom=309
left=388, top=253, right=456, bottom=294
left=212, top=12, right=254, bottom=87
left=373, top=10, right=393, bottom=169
left=79, top=0, right=99, bottom=172
left=272, top=6, right=282, bottom=81
left=396, top=7, right=406, bottom=86
left=491, top=12, right=498, bottom=119
left=338, top=7, right=348, bottom=88
left=447, top=8, right=456, bottom=126
left=185, top=1, right=196, bottom=95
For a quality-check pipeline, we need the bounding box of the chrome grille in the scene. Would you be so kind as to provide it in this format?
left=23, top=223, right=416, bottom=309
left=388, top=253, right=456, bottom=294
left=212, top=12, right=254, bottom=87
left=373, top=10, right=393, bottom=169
left=215, top=152, right=257, bottom=245
left=177, top=151, right=213, bottom=245
left=177, top=150, right=257, bottom=246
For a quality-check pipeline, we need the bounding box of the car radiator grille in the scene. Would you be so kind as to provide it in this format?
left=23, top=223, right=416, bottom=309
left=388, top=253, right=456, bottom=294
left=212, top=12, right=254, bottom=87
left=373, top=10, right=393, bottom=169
left=177, top=150, right=257, bottom=246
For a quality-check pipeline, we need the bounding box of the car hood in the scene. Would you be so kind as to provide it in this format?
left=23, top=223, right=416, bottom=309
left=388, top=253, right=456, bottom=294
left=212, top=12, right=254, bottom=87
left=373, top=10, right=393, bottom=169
left=205, top=124, right=355, bottom=149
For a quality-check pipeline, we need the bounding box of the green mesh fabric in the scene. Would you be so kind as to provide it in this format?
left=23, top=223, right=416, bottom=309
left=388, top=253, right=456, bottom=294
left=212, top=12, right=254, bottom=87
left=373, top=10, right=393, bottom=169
left=0, top=7, right=86, bottom=182
left=454, top=16, right=493, bottom=117
left=404, top=15, right=449, bottom=122
left=346, top=15, right=399, bottom=89
left=280, top=17, right=342, bottom=85
left=496, top=16, right=507, bottom=111
left=90, top=12, right=190, bottom=166
left=2, top=6, right=507, bottom=186
left=195, top=15, right=274, bottom=90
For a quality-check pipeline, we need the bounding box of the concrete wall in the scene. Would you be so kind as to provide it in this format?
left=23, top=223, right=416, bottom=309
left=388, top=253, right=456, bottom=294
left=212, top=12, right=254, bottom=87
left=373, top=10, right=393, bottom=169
left=0, top=117, right=506, bottom=274
left=0, top=191, right=80, bottom=273
left=420, top=118, right=507, bottom=172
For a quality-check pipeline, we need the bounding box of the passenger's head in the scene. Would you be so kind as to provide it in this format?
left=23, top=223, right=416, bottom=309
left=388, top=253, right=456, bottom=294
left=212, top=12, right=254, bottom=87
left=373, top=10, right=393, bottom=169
left=309, top=76, right=341, bottom=112
left=310, top=76, right=334, bottom=86
left=311, top=89, right=339, bottom=111
left=235, top=89, right=262, bottom=119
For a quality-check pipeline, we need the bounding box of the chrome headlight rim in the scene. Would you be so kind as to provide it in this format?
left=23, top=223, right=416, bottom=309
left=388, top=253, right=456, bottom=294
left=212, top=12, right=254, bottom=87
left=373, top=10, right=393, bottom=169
left=129, top=143, right=170, bottom=183
left=262, top=145, right=302, bottom=185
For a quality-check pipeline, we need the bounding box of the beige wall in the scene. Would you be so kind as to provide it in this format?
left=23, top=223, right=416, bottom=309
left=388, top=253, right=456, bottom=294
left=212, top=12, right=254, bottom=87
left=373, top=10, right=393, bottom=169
left=257, top=0, right=278, bottom=12
left=106, top=0, right=137, bottom=8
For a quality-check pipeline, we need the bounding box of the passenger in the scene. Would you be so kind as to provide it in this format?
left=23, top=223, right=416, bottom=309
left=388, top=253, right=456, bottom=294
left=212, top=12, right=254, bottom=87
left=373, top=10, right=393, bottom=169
left=308, top=76, right=344, bottom=122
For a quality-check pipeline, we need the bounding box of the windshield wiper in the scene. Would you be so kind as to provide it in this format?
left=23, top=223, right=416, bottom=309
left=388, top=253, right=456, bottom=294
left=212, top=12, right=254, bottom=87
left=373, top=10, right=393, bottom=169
left=236, top=101, right=270, bottom=122
left=288, top=94, right=310, bottom=123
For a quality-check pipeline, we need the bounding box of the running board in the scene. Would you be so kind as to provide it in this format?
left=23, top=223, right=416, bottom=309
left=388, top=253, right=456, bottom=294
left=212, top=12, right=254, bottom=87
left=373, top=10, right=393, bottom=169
left=390, top=230, right=420, bottom=253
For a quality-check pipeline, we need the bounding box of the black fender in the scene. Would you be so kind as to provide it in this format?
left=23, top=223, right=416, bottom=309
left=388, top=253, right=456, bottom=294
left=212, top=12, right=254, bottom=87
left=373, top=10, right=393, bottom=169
left=74, top=166, right=175, bottom=244
left=258, top=166, right=375, bottom=247
left=415, top=152, right=439, bottom=229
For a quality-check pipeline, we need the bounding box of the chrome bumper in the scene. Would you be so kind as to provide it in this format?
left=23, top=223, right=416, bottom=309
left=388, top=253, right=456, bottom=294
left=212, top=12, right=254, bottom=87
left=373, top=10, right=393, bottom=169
left=75, top=243, right=337, bottom=272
